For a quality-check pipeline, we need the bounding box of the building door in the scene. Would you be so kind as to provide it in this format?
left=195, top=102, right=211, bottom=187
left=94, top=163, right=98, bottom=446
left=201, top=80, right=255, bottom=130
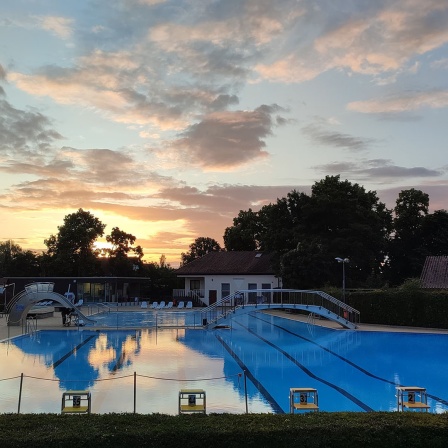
left=262, top=283, right=271, bottom=303
left=209, top=290, right=217, bottom=305
left=248, top=283, right=257, bottom=303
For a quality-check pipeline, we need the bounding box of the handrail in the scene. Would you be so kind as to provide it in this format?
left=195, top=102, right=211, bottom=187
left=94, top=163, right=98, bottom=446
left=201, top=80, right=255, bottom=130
left=26, top=317, right=37, bottom=335
left=307, top=312, right=316, bottom=326
left=7, top=282, right=55, bottom=313
left=6, top=282, right=56, bottom=312
left=87, top=303, right=112, bottom=315
left=313, top=290, right=359, bottom=314
left=71, top=307, right=96, bottom=324
left=6, top=289, right=28, bottom=313
left=24, top=282, right=54, bottom=294
left=7, top=282, right=55, bottom=311
left=200, top=289, right=360, bottom=328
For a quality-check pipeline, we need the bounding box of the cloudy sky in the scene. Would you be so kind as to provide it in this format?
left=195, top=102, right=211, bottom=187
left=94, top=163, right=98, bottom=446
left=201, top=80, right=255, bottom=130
left=1, top=0, right=447, bottom=266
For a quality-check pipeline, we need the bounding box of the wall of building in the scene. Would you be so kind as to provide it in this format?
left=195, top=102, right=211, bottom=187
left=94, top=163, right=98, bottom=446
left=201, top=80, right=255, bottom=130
left=2, top=277, right=151, bottom=305
left=203, top=274, right=280, bottom=305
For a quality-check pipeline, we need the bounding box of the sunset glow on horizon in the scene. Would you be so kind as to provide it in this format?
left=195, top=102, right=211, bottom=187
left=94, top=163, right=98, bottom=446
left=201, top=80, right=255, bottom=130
left=1, top=0, right=448, bottom=267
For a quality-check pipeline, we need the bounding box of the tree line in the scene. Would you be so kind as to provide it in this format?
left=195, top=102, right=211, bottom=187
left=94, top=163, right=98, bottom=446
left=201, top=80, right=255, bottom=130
left=181, top=175, right=448, bottom=288
left=2, top=176, right=447, bottom=289
left=0, top=209, right=180, bottom=294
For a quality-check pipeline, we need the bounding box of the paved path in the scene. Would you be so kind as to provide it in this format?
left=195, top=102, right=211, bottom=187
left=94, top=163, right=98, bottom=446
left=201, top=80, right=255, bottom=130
left=264, top=309, right=448, bottom=334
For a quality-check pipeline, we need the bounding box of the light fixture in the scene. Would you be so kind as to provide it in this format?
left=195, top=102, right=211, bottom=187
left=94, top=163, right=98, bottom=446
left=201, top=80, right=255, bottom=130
left=335, top=258, right=349, bottom=301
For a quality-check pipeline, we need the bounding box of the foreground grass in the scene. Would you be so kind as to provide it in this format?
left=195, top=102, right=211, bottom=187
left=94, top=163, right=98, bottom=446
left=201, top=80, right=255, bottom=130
left=0, top=412, right=447, bottom=447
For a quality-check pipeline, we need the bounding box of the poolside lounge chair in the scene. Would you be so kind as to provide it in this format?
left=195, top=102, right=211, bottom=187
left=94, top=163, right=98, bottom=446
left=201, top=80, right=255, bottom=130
left=166, top=301, right=173, bottom=309
left=186, top=301, right=193, bottom=309
left=150, top=301, right=158, bottom=309
left=140, top=301, right=148, bottom=309
left=157, top=301, right=166, bottom=309
left=177, top=301, right=185, bottom=309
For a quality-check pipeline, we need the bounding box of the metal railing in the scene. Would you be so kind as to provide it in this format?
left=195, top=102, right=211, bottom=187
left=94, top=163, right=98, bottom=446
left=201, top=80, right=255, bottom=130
left=6, top=289, right=29, bottom=314
left=6, top=282, right=56, bottom=314
left=172, top=289, right=205, bottom=301
left=199, top=289, right=360, bottom=328
left=86, top=302, right=112, bottom=315
left=306, top=312, right=316, bottom=326
left=25, top=317, right=37, bottom=335
left=24, top=282, right=54, bottom=294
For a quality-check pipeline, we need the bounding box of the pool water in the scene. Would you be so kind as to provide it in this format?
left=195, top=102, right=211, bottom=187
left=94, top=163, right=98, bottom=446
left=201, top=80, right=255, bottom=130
left=90, top=310, right=203, bottom=327
left=1, top=311, right=447, bottom=414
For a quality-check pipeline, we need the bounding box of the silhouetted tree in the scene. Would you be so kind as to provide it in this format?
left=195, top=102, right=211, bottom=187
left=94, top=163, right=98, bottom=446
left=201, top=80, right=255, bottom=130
left=140, top=256, right=182, bottom=299
left=386, top=189, right=429, bottom=285
left=223, top=176, right=392, bottom=288
left=288, top=175, right=392, bottom=287
left=44, top=209, right=106, bottom=276
left=386, top=190, right=448, bottom=285
left=106, top=227, right=144, bottom=275
left=181, top=237, right=221, bottom=265
left=0, top=240, right=40, bottom=276
left=224, top=209, right=260, bottom=251
left=420, top=210, right=448, bottom=256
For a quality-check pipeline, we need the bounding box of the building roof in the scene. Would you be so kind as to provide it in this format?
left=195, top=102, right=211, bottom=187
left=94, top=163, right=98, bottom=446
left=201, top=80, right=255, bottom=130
left=420, top=256, right=448, bottom=288
left=176, top=251, right=276, bottom=276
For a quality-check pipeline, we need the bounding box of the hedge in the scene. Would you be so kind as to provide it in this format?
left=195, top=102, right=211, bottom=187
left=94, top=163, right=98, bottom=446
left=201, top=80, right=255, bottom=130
left=0, top=413, right=447, bottom=448
left=340, top=289, right=448, bottom=329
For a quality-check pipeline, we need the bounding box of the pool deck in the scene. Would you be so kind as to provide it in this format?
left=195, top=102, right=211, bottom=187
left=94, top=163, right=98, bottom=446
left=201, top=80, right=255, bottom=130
left=1, top=306, right=448, bottom=341
left=263, top=309, right=448, bottom=334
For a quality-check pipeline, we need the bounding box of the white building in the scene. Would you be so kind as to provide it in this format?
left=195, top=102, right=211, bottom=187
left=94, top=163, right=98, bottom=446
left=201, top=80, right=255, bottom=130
left=175, top=251, right=282, bottom=306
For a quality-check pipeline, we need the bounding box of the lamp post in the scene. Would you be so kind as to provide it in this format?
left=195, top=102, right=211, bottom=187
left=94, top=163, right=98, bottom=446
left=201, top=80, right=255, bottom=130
left=335, top=258, right=349, bottom=301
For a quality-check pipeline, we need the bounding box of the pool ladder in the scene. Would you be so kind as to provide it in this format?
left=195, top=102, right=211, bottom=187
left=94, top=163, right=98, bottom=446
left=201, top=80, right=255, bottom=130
left=26, top=316, right=37, bottom=335
left=306, top=312, right=316, bottom=326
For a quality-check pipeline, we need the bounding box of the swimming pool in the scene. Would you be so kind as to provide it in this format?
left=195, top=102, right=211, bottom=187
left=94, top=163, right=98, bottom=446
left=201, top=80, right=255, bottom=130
left=1, top=311, right=447, bottom=414
left=89, top=310, right=204, bottom=328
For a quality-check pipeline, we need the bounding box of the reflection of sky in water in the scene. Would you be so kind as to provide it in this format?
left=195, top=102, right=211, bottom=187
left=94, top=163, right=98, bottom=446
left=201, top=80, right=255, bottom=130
left=1, top=313, right=448, bottom=415
left=0, top=327, right=266, bottom=414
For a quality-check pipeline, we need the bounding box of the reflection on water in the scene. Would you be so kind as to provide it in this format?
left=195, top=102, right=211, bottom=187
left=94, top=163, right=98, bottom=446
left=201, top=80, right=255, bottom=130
left=1, top=313, right=448, bottom=415
left=0, top=327, right=266, bottom=414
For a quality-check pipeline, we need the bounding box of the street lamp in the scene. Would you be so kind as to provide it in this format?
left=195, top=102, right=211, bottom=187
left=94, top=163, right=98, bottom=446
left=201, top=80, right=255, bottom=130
left=335, top=258, right=349, bottom=301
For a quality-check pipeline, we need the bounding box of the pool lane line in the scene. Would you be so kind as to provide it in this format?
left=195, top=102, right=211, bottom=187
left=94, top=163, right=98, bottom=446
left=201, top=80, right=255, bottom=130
left=252, top=313, right=394, bottom=383
left=52, top=335, right=97, bottom=369
left=215, top=333, right=284, bottom=414
left=232, top=319, right=373, bottom=412
left=249, top=313, right=448, bottom=408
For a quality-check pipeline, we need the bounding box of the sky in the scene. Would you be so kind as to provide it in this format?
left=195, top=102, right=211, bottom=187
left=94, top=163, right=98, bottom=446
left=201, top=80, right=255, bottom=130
left=1, top=0, right=447, bottom=267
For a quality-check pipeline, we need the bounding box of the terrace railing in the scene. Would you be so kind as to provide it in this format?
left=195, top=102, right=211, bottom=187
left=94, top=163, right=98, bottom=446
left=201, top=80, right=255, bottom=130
left=172, top=289, right=205, bottom=303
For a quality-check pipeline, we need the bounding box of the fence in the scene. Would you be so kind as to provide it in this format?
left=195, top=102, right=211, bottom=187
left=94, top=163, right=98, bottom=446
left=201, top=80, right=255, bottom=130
left=0, top=371, right=248, bottom=415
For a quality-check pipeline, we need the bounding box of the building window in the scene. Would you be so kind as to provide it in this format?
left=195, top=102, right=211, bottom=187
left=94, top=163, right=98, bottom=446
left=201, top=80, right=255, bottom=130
left=221, top=283, right=230, bottom=299
left=190, top=279, right=200, bottom=291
